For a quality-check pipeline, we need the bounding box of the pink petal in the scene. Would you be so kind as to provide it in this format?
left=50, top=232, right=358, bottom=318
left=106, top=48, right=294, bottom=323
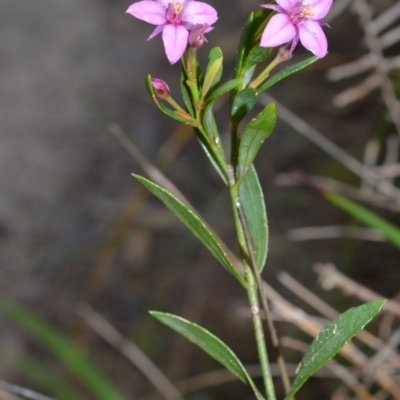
left=276, top=0, right=298, bottom=12
left=305, top=0, right=333, bottom=20
left=148, top=24, right=165, bottom=40
left=162, top=24, right=189, bottom=64
left=126, top=1, right=167, bottom=25
left=155, top=0, right=171, bottom=8
left=260, top=4, right=286, bottom=14
left=260, top=13, right=296, bottom=48
left=183, top=1, right=218, bottom=26
left=298, top=20, right=328, bottom=58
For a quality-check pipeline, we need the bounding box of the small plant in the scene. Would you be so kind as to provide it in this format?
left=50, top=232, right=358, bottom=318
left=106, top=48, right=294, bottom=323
left=124, top=1, right=385, bottom=399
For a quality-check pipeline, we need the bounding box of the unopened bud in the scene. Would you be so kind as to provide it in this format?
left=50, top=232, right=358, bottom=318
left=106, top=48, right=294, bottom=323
left=277, top=44, right=293, bottom=62
left=151, top=78, right=170, bottom=99
left=189, top=24, right=212, bottom=49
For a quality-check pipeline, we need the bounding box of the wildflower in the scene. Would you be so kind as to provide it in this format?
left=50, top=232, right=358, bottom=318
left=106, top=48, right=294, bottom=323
left=260, top=0, right=332, bottom=58
left=151, top=78, right=171, bottom=99
left=126, top=0, right=218, bottom=64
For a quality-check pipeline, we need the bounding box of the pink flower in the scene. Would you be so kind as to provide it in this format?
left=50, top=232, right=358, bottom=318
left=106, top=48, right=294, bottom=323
left=151, top=78, right=171, bottom=98
left=126, top=0, right=218, bottom=64
left=260, top=0, right=332, bottom=58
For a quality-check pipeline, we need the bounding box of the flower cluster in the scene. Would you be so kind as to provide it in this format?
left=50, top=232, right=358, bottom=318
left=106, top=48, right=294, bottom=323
left=126, top=0, right=332, bottom=63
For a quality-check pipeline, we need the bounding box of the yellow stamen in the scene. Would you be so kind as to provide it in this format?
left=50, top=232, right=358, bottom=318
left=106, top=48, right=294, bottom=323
left=302, top=5, right=314, bottom=18
left=172, top=2, right=184, bottom=14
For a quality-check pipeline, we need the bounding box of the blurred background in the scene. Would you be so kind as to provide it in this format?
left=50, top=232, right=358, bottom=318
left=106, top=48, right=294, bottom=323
left=1, top=0, right=400, bottom=399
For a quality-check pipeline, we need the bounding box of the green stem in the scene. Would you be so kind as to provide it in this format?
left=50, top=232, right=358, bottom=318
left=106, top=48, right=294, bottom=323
left=249, top=46, right=291, bottom=90
left=236, top=200, right=292, bottom=395
left=185, top=48, right=200, bottom=106
left=245, top=265, right=276, bottom=400
left=227, top=172, right=276, bottom=400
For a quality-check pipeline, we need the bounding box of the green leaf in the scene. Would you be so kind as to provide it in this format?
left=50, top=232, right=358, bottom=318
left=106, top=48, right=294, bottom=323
left=239, top=166, right=268, bottom=271
left=180, top=70, right=194, bottom=116
left=202, top=107, right=224, bottom=157
left=234, top=9, right=270, bottom=85
left=237, top=103, right=276, bottom=180
left=234, top=12, right=254, bottom=84
left=284, top=300, right=385, bottom=400
left=0, top=299, right=126, bottom=400
left=145, top=75, right=196, bottom=126
left=195, top=131, right=228, bottom=185
left=323, top=191, right=400, bottom=250
left=231, top=88, right=258, bottom=129
left=243, top=46, right=272, bottom=71
left=242, top=65, right=258, bottom=88
left=150, top=312, right=266, bottom=400
left=204, top=78, right=242, bottom=106
left=202, top=47, right=223, bottom=99
left=258, top=56, right=318, bottom=93
left=244, top=8, right=271, bottom=51
left=134, top=175, right=246, bottom=286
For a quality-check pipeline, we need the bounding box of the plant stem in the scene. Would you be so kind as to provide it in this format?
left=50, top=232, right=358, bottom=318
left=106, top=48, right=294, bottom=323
left=185, top=48, right=200, bottom=106
left=227, top=172, right=276, bottom=400
left=236, top=203, right=292, bottom=395
left=249, top=46, right=291, bottom=90
left=245, top=264, right=277, bottom=400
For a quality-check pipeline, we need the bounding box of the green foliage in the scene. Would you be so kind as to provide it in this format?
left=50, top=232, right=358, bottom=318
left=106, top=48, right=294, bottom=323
left=134, top=175, right=247, bottom=286
left=145, top=74, right=197, bottom=126
left=202, top=47, right=223, bottom=99
left=231, top=88, right=258, bottom=130
left=150, top=311, right=266, bottom=400
left=195, top=134, right=228, bottom=185
left=239, top=166, right=268, bottom=271
left=234, top=9, right=271, bottom=89
left=284, top=300, right=385, bottom=400
left=323, top=191, right=400, bottom=250
left=237, top=103, right=276, bottom=181
left=258, top=56, right=318, bottom=92
left=0, top=300, right=126, bottom=400
left=243, top=46, right=272, bottom=71
left=180, top=70, right=195, bottom=116
left=204, top=78, right=243, bottom=106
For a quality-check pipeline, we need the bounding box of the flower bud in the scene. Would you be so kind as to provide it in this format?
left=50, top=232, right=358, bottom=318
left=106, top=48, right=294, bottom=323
left=277, top=44, right=293, bottom=62
left=151, top=78, right=170, bottom=99
left=189, top=24, right=212, bottom=49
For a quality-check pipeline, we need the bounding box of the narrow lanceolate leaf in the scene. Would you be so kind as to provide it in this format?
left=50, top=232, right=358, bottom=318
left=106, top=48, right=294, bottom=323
left=237, top=103, right=276, bottom=180
left=234, top=12, right=254, bottom=82
left=239, top=166, right=268, bottom=271
left=204, top=78, right=243, bottom=106
left=323, top=191, right=400, bottom=250
left=258, top=56, right=318, bottom=93
left=243, top=46, right=272, bottom=71
left=202, top=106, right=224, bottom=156
left=202, top=47, right=223, bottom=99
left=231, top=88, right=258, bottom=129
left=284, top=300, right=385, bottom=400
left=180, top=70, right=194, bottom=116
left=150, top=312, right=266, bottom=400
left=0, top=299, right=126, bottom=400
left=135, top=175, right=246, bottom=287
left=196, top=132, right=228, bottom=185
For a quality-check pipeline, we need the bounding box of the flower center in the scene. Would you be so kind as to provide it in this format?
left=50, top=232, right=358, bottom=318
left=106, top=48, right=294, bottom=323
left=166, top=2, right=184, bottom=25
left=289, top=3, right=314, bottom=25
